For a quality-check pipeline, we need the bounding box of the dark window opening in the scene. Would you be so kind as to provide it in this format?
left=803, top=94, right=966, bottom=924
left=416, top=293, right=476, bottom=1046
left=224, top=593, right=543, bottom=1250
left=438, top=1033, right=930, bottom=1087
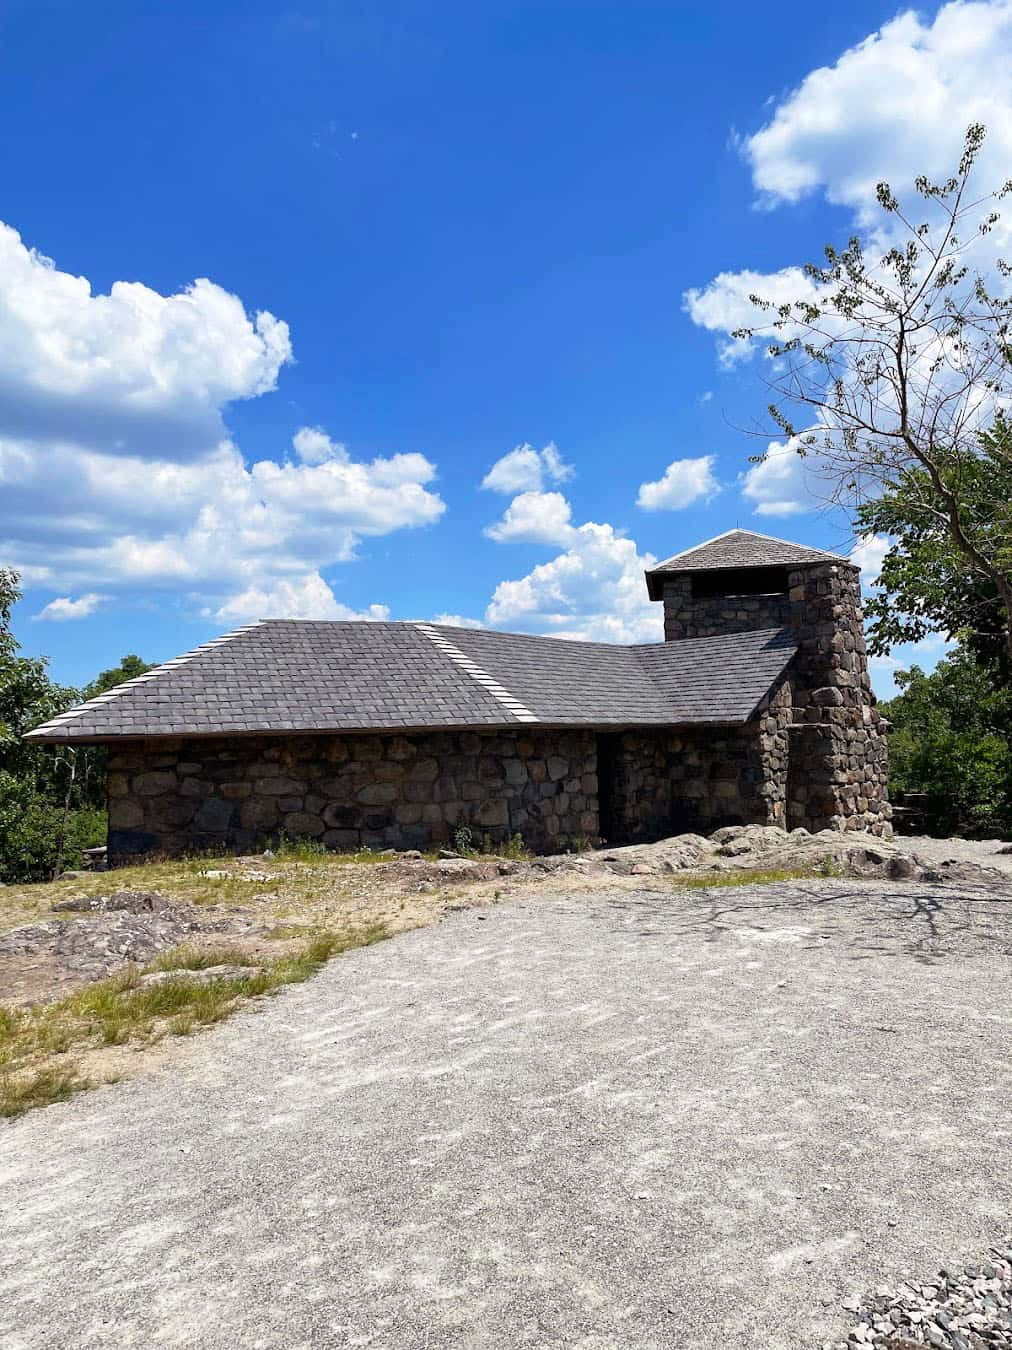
left=691, top=566, right=790, bottom=599
left=596, top=733, right=621, bottom=843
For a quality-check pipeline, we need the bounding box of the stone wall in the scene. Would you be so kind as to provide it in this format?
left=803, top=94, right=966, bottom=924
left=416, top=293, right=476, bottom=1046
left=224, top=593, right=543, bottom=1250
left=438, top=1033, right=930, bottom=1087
left=784, top=562, right=890, bottom=835
left=659, top=560, right=891, bottom=836
left=107, top=729, right=599, bottom=863
left=661, top=576, right=791, bottom=641
left=601, top=680, right=791, bottom=843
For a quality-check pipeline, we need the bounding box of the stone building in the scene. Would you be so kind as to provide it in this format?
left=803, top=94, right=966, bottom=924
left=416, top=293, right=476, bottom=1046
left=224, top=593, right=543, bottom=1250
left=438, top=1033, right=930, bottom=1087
left=26, top=530, right=891, bottom=862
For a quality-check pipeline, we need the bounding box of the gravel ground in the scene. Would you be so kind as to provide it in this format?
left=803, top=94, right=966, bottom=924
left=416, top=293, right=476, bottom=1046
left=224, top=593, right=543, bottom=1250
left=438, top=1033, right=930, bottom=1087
left=2, top=873, right=1012, bottom=1350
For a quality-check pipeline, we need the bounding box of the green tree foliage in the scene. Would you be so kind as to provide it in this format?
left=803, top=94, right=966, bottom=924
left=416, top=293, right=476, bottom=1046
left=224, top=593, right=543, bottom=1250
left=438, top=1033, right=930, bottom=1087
left=0, top=569, right=152, bottom=882
left=83, top=654, right=153, bottom=701
left=881, top=646, right=1012, bottom=837
left=856, top=417, right=1012, bottom=673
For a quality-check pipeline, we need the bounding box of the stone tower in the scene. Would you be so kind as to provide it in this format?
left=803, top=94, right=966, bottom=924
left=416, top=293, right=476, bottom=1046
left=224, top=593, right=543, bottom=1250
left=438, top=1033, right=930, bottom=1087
left=644, top=529, right=891, bottom=835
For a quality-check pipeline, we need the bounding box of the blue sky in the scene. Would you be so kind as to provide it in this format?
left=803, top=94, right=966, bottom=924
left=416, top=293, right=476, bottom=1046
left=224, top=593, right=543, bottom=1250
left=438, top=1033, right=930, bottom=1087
left=4, top=0, right=1011, bottom=696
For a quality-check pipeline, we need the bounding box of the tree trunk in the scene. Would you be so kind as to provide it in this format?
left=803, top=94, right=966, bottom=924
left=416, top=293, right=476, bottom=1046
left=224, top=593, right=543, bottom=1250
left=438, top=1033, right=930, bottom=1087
left=52, top=749, right=76, bottom=881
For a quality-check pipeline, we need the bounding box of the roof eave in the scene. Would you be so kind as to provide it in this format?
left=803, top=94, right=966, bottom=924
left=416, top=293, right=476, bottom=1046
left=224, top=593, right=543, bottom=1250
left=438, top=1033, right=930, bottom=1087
left=23, top=713, right=758, bottom=745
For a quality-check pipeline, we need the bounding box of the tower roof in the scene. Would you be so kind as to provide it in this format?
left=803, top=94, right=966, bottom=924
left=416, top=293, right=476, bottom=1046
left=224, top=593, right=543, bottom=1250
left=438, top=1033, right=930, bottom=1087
left=644, top=529, right=852, bottom=599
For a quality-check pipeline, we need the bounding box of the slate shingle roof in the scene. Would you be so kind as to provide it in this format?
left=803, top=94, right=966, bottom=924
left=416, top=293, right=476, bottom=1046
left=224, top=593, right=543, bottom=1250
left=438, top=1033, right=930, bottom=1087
left=25, top=620, right=798, bottom=743
left=634, top=628, right=798, bottom=723
left=646, top=528, right=850, bottom=579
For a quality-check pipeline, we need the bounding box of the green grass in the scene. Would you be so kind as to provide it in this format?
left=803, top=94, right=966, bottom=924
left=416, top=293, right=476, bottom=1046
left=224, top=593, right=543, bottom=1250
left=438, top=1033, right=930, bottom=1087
left=451, top=828, right=531, bottom=861
left=670, top=866, right=831, bottom=890
left=0, top=1066, right=92, bottom=1120
left=146, top=944, right=265, bottom=972
left=271, top=836, right=404, bottom=866
left=0, top=922, right=388, bottom=1120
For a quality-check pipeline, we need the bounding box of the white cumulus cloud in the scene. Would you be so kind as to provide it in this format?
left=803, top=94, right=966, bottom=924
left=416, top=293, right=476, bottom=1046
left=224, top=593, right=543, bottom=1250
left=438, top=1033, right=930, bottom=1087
left=429, top=613, right=486, bottom=629
left=686, top=2, right=1012, bottom=372
left=0, top=220, right=445, bottom=623
left=1, top=432, right=444, bottom=611
left=32, top=593, right=108, bottom=622
left=213, top=575, right=392, bottom=624
left=849, top=533, right=891, bottom=589
left=486, top=520, right=661, bottom=644
left=0, top=222, right=291, bottom=460
left=738, top=438, right=824, bottom=516
left=292, top=426, right=349, bottom=464
left=744, top=2, right=1012, bottom=214
left=480, top=441, right=574, bottom=494
left=684, top=266, right=822, bottom=367
left=636, top=455, right=720, bottom=511
left=484, top=491, right=576, bottom=545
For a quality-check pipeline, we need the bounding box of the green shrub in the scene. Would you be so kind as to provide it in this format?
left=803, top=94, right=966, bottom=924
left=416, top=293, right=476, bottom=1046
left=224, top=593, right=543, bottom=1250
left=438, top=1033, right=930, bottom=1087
left=882, top=646, right=1012, bottom=837
left=0, top=772, right=106, bottom=883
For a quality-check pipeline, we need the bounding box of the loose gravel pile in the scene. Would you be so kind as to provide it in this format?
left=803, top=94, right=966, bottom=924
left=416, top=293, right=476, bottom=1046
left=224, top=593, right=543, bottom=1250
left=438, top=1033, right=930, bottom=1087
left=831, top=1239, right=1012, bottom=1348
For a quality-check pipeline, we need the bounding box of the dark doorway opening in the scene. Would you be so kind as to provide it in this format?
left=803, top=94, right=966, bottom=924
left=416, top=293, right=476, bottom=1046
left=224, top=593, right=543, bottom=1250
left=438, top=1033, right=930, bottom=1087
left=785, top=726, right=802, bottom=830
left=596, top=733, right=621, bottom=844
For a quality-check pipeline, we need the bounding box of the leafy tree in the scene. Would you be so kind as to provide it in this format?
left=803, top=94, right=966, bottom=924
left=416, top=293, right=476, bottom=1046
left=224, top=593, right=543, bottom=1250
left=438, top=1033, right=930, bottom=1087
left=0, top=569, right=77, bottom=788
left=735, top=125, right=1012, bottom=665
left=882, top=645, right=1012, bottom=836
left=0, top=569, right=151, bottom=881
left=856, top=417, right=1012, bottom=672
left=83, top=653, right=152, bottom=701
left=76, top=653, right=154, bottom=811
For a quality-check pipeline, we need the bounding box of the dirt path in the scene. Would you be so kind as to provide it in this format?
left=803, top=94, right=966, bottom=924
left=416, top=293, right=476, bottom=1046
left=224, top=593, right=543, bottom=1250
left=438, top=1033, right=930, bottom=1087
left=2, top=873, right=1012, bottom=1349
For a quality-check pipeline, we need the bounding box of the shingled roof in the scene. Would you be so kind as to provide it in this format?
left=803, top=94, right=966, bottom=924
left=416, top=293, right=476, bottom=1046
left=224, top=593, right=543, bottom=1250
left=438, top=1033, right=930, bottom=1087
left=25, top=621, right=797, bottom=743
left=644, top=528, right=852, bottom=598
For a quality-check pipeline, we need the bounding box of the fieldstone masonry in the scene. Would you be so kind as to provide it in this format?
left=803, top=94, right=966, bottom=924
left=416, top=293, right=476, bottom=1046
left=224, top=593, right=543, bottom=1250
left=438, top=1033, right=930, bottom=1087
left=107, top=729, right=600, bottom=862
left=661, top=560, right=890, bottom=835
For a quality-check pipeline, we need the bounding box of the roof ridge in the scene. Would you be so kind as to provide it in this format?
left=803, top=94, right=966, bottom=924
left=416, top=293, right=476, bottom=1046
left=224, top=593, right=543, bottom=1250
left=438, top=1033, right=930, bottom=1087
left=413, top=624, right=540, bottom=723
left=649, top=528, right=743, bottom=568
left=649, top=528, right=848, bottom=572
left=25, top=622, right=265, bottom=739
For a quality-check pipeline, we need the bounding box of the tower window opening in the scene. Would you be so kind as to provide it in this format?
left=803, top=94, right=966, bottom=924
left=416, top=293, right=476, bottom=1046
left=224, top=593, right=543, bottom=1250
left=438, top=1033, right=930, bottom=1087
left=691, top=566, right=790, bottom=600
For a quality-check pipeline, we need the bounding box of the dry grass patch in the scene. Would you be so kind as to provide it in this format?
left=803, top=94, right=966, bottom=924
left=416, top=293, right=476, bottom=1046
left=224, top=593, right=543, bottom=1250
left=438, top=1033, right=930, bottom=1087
left=0, top=1065, right=93, bottom=1119
left=669, top=866, right=834, bottom=890
left=0, top=850, right=456, bottom=942
left=0, top=923, right=387, bottom=1120
left=0, top=852, right=387, bottom=927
